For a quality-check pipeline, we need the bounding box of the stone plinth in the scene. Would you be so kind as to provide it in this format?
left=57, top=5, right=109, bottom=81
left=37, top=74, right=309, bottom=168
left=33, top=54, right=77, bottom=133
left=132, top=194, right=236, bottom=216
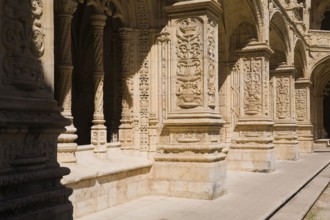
left=228, top=119, right=275, bottom=172
left=152, top=120, right=226, bottom=199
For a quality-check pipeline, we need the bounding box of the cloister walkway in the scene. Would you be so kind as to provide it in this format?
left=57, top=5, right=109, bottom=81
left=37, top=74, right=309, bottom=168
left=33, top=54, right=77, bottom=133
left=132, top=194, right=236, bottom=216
left=77, top=153, right=330, bottom=220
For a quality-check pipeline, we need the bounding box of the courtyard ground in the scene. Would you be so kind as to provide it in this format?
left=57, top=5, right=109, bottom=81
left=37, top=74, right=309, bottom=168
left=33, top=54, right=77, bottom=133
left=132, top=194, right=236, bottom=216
left=77, top=153, right=330, bottom=220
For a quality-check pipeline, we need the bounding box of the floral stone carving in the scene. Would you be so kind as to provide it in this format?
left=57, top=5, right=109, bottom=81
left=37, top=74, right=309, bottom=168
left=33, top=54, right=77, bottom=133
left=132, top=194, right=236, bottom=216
left=176, top=18, right=203, bottom=109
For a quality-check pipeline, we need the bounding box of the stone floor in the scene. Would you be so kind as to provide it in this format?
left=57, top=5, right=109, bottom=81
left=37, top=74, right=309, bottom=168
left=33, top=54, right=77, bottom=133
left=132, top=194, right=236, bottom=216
left=305, top=184, right=330, bottom=220
left=77, top=153, right=330, bottom=220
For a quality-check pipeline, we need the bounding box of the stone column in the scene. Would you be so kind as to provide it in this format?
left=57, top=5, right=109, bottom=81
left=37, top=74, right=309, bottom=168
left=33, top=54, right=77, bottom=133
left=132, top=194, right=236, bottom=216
left=0, top=0, right=73, bottom=218
left=270, top=64, right=299, bottom=160
left=151, top=0, right=226, bottom=200
left=295, top=78, right=313, bottom=152
left=90, top=14, right=108, bottom=158
left=227, top=41, right=275, bottom=172
left=118, top=28, right=133, bottom=149
left=54, top=0, right=78, bottom=163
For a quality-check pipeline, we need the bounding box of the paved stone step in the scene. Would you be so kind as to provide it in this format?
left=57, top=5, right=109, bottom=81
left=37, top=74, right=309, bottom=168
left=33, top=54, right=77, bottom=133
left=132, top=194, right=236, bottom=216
left=269, top=164, right=330, bottom=220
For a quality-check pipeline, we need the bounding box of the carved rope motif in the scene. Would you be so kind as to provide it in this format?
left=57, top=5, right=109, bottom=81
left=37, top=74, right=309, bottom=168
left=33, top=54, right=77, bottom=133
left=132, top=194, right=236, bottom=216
left=176, top=18, right=203, bottom=109
left=2, top=0, right=45, bottom=90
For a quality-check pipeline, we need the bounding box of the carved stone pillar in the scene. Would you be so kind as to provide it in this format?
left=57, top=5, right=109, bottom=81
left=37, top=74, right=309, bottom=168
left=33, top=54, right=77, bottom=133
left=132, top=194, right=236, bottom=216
left=118, top=28, right=133, bottom=149
left=150, top=0, right=226, bottom=200
left=54, top=0, right=78, bottom=163
left=0, top=0, right=73, bottom=218
left=227, top=41, right=275, bottom=172
left=90, top=14, right=108, bottom=158
left=295, top=78, right=313, bottom=152
left=270, top=65, right=299, bottom=160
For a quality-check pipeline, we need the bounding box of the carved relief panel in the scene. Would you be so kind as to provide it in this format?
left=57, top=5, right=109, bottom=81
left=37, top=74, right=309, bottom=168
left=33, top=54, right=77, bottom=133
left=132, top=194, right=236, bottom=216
left=270, top=65, right=297, bottom=122
left=2, top=0, right=45, bottom=90
left=295, top=79, right=311, bottom=122
left=166, top=15, right=219, bottom=115
left=175, top=18, right=203, bottom=109
left=276, top=77, right=290, bottom=119
left=241, top=57, right=263, bottom=116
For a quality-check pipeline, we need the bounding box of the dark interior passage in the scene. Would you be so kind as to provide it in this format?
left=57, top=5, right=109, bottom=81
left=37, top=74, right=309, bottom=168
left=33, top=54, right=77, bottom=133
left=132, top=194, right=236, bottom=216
left=321, top=11, right=330, bottom=30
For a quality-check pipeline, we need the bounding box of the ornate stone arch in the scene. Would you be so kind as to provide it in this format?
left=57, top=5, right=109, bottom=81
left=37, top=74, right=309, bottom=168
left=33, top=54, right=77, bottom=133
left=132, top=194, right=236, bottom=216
left=310, top=56, right=330, bottom=139
left=293, top=39, right=307, bottom=79
left=269, top=10, right=290, bottom=67
left=251, top=0, right=265, bottom=42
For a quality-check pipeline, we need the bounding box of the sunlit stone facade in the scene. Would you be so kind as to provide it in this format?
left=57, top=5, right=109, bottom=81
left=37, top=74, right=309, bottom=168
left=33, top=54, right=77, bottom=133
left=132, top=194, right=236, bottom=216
left=1, top=0, right=330, bottom=219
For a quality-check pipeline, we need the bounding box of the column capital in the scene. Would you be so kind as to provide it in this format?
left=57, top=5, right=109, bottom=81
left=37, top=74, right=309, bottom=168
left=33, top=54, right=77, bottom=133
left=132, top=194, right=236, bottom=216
left=119, top=28, right=133, bottom=40
left=85, top=0, right=113, bottom=16
left=295, top=78, right=312, bottom=86
left=90, top=14, right=107, bottom=28
left=270, top=63, right=297, bottom=76
left=54, top=0, right=78, bottom=15
left=238, top=40, right=274, bottom=57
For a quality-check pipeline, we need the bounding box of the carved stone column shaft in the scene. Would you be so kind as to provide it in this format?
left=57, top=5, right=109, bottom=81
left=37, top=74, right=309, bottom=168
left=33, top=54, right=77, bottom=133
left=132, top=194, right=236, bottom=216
left=295, top=78, right=313, bottom=152
left=54, top=0, right=78, bottom=163
left=118, top=28, right=133, bottom=148
left=270, top=65, right=299, bottom=160
left=90, top=14, right=108, bottom=157
left=228, top=41, right=275, bottom=172
left=151, top=0, right=226, bottom=200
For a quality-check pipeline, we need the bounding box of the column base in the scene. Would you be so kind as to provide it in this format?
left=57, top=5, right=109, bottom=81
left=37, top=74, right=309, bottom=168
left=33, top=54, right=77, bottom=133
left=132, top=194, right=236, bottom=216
left=297, top=124, right=313, bottom=153
left=58, top=124, right=78, bottom=163
left=274, top=141, right=299, bottom=160
left=228, top=119, right=275, bottom=172
left=227, top=145, right=275, bottom=172
left=274, top=124, right=299, bottom=160
left=58, top=142, right=78, bottom=163
left=91, top=123, right=108, bottom=159
left=150, top=160, right=226, bottom=200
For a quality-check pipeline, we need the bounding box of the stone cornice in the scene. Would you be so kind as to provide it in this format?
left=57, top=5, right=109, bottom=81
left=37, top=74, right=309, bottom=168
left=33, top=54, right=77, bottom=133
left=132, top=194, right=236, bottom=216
left=165, top=0, right=222, bottom=20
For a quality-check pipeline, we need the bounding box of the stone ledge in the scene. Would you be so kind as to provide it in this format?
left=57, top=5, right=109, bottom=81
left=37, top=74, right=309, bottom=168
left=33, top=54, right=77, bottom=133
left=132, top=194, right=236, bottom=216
left=61, top=146, right=153, bottom=185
